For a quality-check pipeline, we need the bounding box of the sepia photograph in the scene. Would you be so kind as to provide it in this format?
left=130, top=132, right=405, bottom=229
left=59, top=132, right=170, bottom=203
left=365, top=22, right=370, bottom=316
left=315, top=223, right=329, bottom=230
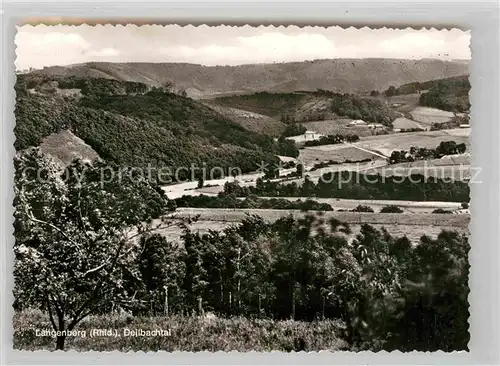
left=12, top=24, right=471, bottom=352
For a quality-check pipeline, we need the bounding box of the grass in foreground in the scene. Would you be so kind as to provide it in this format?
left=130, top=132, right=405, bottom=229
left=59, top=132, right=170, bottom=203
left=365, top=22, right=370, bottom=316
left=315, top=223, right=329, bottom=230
left=13, top=309, right=349, bottom=352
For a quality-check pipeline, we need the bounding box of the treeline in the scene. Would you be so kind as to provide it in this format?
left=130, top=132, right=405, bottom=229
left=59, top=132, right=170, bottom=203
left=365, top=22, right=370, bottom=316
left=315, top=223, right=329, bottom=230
left=310, top=158, right=372, bottom=171
left=390, top=140, right=467, bottom=164
left=303, top=134, right=359, bottom=147
left=174, top=194, right=333, bottom=211
left=249, top=173, right=470, bottom=202
left=280, top=123, right=307, bottom=138
left=16, top=73, right=151, bottom=96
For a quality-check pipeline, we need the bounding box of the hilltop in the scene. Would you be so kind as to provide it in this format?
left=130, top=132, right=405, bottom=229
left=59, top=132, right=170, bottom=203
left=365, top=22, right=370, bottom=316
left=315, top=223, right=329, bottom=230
left=32, top=58, right=469, bottom=98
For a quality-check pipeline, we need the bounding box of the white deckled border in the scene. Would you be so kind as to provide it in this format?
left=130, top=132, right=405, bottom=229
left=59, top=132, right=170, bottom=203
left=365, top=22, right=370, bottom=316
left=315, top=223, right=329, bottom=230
left=1, top=0, right=499, bottom=365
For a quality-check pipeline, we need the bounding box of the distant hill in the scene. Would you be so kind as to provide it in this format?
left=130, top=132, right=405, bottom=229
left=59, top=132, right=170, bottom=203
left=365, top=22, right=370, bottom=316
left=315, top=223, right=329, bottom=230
left=33, top=58, right=469, bottom=97
left=15, top=75, right=299, bottom=180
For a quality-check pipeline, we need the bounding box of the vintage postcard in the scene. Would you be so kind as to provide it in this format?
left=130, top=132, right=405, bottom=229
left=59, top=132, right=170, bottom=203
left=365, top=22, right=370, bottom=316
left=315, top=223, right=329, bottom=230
left=12, top=24, right=471, bottom=352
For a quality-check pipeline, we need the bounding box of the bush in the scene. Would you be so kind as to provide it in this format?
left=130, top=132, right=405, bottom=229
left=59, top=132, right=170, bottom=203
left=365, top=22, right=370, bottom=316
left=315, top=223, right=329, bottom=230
left=380, top=205, right=404, bottom=213
left=432, top=208, right=453, bottom=214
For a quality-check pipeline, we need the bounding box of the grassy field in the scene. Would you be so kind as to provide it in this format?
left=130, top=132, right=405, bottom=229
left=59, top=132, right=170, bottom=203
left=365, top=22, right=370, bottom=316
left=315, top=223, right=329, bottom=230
left=158, top=210, right=469, bottom=243
left=14, top=309, right=348, bottom=352
left=410, top=106, right=454, bottom=126
left=392, top=117, right=424, bottom=130
left=303, top=119, right=388, bottom=137
left=207, top=104, right=285, bottom=136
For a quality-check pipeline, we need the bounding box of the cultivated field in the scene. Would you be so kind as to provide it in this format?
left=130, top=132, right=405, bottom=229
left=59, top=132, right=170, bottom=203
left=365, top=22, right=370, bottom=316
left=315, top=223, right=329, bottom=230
left=392, top=117, right=424, bottom=130
left=14, top=309, right=347, bottom=352
left=298, top=145, right=375, bottom=165
left=157, top=208, right=470, bottom=244
left=303, top=119, right=388, bottom=137
left=169, top=208, right=469, bottom=226
left=206, top=104, right=285, bottom=136
left=386, top=93, right=421, bottom=112
left=410, top=106, right=454, bottom=126
left=353, top=128, right=470, bottom=157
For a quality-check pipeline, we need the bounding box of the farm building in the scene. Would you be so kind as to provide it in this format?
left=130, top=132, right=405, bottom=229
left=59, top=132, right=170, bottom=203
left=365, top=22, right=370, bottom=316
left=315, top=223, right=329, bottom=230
left=459, top=124, right=470, bottom=128
left=304, top=130, right=320, bottom=140
left=348, top=119, right=367, bottom=126
left=367, top=123, right=385, bottom=129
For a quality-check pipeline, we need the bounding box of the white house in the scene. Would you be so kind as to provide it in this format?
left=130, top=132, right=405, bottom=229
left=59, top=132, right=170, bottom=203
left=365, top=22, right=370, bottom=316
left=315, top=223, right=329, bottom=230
left=348, top=119, right=367, bottom=126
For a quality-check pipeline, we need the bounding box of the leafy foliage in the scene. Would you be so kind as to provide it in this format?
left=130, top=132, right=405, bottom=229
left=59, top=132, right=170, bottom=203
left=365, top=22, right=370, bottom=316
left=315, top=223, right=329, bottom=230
left=303, top=134, right=359, bottom=147
left=212, top=92, right=307, bottom=118
left=13, top=149, right=172, bottom=349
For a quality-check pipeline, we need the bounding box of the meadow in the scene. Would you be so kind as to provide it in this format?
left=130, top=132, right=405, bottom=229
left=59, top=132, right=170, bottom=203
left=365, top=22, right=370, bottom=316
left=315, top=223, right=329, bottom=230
left=157, top=208, right=470, bottom=243
left=410, top=106, right=455, bottom=126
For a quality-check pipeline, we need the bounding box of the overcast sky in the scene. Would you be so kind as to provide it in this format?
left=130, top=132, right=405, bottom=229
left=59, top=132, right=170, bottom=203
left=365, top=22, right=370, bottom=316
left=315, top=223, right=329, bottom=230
left=15, top=25, right=471, bottom=70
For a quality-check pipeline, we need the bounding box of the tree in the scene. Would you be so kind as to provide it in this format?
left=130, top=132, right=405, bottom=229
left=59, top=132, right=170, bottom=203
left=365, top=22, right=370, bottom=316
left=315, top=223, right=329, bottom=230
left=13, top=149, right=173, bottom=350
left=384, top=86, right=397, bottom=97
left=264, top=164, right=279, bottom=180
left=197, top=175, right=204, bottom=189
left=137, top=234, right=185, bottom=315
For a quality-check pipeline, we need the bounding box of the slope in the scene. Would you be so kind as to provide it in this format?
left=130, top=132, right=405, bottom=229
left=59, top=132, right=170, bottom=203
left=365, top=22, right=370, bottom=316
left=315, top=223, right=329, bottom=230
left=14, top=75, right=298, bottom=180
left=210, top=90, right=399, bottom=126
left=33, top=58, right=469, bottom=97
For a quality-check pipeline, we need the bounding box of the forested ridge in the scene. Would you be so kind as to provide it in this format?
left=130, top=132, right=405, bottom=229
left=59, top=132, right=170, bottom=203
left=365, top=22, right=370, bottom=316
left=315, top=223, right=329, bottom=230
left=15, top=75, right=299, bottom=179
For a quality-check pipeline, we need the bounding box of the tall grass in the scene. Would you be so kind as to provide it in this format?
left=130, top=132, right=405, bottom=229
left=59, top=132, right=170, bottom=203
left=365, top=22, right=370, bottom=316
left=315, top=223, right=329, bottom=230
left=13, top=309, right=349, bottom=352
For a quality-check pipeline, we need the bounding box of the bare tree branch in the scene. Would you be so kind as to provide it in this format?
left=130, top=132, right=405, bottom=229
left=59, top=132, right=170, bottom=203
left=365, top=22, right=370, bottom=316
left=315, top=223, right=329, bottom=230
left=24, top=207, right=81, bottom=249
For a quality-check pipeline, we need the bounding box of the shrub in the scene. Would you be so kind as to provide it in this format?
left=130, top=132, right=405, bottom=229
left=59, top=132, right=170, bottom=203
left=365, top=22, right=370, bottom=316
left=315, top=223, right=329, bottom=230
left=352, top=205, right=374, bottom=213
left=380, top=205, right=404, bottom=213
